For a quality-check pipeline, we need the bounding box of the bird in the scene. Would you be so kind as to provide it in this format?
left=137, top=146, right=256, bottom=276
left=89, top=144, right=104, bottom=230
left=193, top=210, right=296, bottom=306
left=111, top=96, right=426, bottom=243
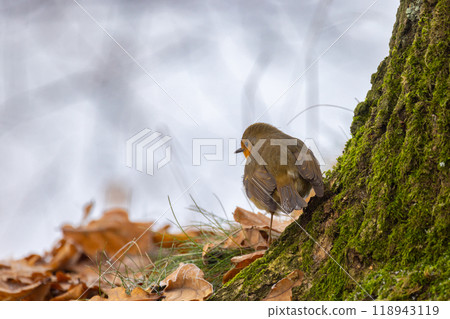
left=235, top=123, right=324, bottom=244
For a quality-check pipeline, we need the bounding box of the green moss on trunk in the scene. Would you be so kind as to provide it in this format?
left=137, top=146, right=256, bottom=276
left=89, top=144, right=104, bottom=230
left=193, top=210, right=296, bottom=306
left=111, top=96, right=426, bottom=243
left=211, top=0, right=449, bottom=301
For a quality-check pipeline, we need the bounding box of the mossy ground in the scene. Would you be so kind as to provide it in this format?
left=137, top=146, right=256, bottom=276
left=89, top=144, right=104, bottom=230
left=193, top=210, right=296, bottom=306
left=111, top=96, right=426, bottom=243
left=211, top=0, right=449, bottom=301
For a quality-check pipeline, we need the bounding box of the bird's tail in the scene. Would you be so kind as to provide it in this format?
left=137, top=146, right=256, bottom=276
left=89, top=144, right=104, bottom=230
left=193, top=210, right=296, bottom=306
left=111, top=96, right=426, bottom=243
left=279, top=185, right=307, bottom=213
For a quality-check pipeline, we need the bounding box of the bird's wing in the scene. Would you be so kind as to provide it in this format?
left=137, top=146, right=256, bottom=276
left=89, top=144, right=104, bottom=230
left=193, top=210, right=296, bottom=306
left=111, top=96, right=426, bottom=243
left=294, top=146, right=324, bottom=197
left=244, top=164, right=278, bottom=212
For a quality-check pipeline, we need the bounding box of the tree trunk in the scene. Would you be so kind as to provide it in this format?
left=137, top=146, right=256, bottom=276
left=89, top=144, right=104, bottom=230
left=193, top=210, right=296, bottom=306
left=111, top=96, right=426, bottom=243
left=211, top=0, right=449, bottom=300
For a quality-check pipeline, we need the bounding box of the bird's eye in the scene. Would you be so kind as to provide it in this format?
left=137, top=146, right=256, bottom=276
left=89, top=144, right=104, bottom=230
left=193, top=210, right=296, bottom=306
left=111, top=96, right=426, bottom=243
left=244, top=141, right=249, bottom=147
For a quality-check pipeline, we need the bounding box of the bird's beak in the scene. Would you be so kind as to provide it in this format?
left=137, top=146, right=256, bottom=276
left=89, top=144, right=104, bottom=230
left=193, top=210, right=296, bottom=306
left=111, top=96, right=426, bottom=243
left=235, top=147, right=244, bottom=154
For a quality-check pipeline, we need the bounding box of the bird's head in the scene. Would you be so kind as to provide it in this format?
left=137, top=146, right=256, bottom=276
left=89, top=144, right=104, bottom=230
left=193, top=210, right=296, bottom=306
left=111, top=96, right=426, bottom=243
left=235, top=123, right=281, bottom=158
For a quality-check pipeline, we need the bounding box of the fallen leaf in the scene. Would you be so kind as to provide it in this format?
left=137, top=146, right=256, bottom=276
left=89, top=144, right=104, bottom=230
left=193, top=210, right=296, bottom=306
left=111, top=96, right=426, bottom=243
left=223, top=229, right=246, bottom=249
left=89, top=295, right=105, bottom=301
left=91, top=287, right=161, bottom=301
left=202, top=243, right=215, bottom=258
left=242, top=228, right=269, bottom=250
left=153, top=228, right=202, bottom=248
left=48, top=240, right=81, bottom=270
left=223, top=228, right=269, bottom=250
left=0, top=207, right=163, bottom=300
left=0, top=279, right=49, bottom=301
left=230, top=250, right=266, bottom=267
left=23, top=254, right=43, bottom=266
left=233, top=192, right=315, bottom=235
left=0, top=252, right=84, bottom=301
left=51, top=283, right=86, bottom=301
left=50, top=270, right=87, bottom=291
left=263, top=270, right=304, bottom=301
left=65, top=256, right=149, bottom=290
left=161, top=263, right=213, bottom=301
left=65, top=260, right=105, bottom=288
left=288, top=210, right=303, bottom=221
left=307, top=189, right=316, bottom=200
left=234, top=207, right=286, bottom=233
left=62, top=208, right=154, bottom=259
left=20, top=283, right=51, bottom=301
left=0, top=259, right=49, bottom=283
left=54, top=271, right=71, bottom=283
left=221, top=268, right=241, bottom=284
left=223, top=250, right=266, bottom=283
left=82, top=201, right=94, bottom=225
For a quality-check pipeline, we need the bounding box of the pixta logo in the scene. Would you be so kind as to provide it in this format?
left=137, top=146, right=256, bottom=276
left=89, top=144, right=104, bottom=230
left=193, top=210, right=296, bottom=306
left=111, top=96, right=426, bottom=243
left=126, top=129, right=172, bottom=175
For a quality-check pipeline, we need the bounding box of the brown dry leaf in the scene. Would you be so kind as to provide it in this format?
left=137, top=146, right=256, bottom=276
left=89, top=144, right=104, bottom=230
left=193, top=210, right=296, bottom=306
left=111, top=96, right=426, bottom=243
left=0, top=207, right=164, bottom=301
left=65, top=255, right=151, bottom=290
left=0, top=259, right=49, bottom=283
left=23, top=254, right=43, bottom=266
left=51, top=283, right=86, bottom=301
left=307, top=189, right=316, bottom=200
left=92, top=287, right=161, bottom=301
left=242, top=228, right=269, bottom=249
left=202, top=243, right=215, bottom=259
left=62, top=208, right=154, bottom=259
left=221, top=268, right=241, bottom=284
left=50, top=273, right=77, bottom=293
left=82, top=201, right=95, bottom=225
left=234, top=207, right=286, bottom=233
left=0, top=279, right=50, bottom=301
left=0, top=258, right=50, bottom=301
left=65, top=258, right=136, bottom=290
left=0, top=255, right=63, bottom=301
left=0, top=253, right=100, bottom=301
left=223, top=250, right=266, bottom=283
left=20, top=283, right=51, bottom=301
left=289, top=209, right=303, bottom=220
left=65, top=260, right=104, bottom=288
left=90, top=295, right=106, bottom=301
left=48, top=240, right=81, bottom=270
left=223, top=228, right=269, bottom=250
left=263, top=270, right=304, bottom=301
left=161, top=263, right=213, bottom=301
left=153, top=228, right=202, bottom=248
left=223, top=229, right=246, bottom=249
left=234, top=191, right=315, bottom=234
left=230, top=250, right=266, bottom=267
left=55, top=271, right=71, bottom=282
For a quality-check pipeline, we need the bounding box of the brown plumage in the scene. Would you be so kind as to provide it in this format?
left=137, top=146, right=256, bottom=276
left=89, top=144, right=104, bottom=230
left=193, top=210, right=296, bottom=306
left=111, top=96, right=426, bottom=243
left=235, top=123, right=324, bottom=244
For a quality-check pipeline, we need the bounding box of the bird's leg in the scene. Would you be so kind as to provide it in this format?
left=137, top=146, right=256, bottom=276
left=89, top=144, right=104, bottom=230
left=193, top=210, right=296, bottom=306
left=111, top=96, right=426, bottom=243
left=268, top=212, right=274, bottom=245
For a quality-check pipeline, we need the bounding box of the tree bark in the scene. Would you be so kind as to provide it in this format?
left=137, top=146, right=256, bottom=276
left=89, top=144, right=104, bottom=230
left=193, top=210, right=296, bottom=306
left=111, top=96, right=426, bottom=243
left=211, top=0, right=449, bottom=300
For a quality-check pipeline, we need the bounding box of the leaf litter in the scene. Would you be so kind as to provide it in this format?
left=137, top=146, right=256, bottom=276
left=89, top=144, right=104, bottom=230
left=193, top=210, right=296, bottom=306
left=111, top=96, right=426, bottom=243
left=0, top=198, right=306, bottom=300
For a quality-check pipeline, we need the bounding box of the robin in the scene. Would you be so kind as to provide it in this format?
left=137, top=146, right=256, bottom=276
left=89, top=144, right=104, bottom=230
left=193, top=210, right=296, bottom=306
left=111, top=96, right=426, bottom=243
left=235, top=123, right=324, bottom=244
